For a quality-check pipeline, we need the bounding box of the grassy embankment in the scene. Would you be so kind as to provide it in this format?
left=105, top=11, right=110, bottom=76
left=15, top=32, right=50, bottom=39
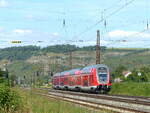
left=23, top=83, right=150, bottom=113
left=109, top=82, right=150, bottom=97
left=2, top=82, right=149, bottom=113
left=17, top=89, right=113, bottom=113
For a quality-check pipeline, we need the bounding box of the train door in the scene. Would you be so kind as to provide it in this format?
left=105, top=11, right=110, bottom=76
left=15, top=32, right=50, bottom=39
left=89, top=68, right=97, bottom=86
left=82, top=74, right=89, bottom=87
left=64, top=75, right=68, bottom=86
left=75, top=75, right=82, bottom=86
left=89, top=74, right=93, bottom=86
left=56, top=76, right=60, bottom=86
left=68, top=75, right=75, bottom=86
left=60, top=76, right=64, bottom=86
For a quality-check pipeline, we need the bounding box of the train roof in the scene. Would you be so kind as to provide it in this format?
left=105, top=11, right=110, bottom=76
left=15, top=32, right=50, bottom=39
left=60, top=68, right=81, bottom=76
left=53, top=64, right=108, bottom=76
left=82, top=64, right=108, bottom=69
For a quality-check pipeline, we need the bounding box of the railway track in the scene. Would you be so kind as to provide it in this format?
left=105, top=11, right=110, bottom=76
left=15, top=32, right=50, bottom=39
left=35, top=88, right=150, bottom=113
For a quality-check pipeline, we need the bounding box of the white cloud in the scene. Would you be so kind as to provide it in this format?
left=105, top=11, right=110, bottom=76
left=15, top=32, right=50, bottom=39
left=108, top=30, right=136, bottom=38
left=61, top=40, right=108, bottom=47
left=0, top=0, right=9, bottom=7
left=108, top=30, right=150, bottom=39
left=25, top=14, right=48, bottom=22
left=0, top=27, right=4, bottom=32
left=13, top=29, right=32, bottom=35
left=26, top=14, right=34, bottom=20
left=50, top=32, right=60, bottom=38
left=1, top=28, right=150, bottom=48
left=103, top=29, right=150, bottom=48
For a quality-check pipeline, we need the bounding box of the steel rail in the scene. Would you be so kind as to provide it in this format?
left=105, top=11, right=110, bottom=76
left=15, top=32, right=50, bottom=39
left=48, top=89, right=150, bottom=106
left=33, top=88, right=150, bottom=113
left=33, top=91, right=149, bottom=113
left=48, top=91, right=150, bottom=113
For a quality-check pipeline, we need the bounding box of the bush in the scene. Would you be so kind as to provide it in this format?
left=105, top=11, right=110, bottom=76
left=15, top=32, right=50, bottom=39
left=0, top=84, right=22, bottom=112
left=109, top=82, right=150, bottom=97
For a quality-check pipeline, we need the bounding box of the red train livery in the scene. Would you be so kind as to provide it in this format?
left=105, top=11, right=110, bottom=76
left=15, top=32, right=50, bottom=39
left=52, top=64, right=112, bottom=93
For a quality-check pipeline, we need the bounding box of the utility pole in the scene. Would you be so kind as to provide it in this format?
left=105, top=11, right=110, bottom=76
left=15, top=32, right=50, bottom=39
left=69, top=51, right=72, bottom=69
left=96, top=30, right=100, bottom=64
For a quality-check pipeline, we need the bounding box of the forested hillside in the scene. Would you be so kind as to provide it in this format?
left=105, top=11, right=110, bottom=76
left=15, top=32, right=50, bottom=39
left=0, top=45, right=107, bottom=61
left=0, top=46, right=41, bottom=61
left=0, top=45, right=150, bottom=86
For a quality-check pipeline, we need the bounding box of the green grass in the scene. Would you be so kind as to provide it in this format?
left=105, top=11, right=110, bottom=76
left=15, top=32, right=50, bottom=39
left=109, top=82, right=150, bottom=97
left=18, top=89, right=113, bottom=113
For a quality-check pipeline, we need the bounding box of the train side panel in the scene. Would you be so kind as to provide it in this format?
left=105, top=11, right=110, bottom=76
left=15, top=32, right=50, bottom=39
left=52, top=64, right=112, bottom=93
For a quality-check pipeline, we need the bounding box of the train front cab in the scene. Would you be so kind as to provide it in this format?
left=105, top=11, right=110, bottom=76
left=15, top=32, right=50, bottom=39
left=95, top=65, right=111, bottom=93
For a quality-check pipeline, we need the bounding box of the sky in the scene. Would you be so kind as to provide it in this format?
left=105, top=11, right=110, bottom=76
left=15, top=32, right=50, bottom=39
left=0, top=0, right=150, bottom=48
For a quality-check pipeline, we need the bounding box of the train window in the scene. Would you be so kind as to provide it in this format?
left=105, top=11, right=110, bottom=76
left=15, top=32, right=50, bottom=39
left=99, top=74, right=107, bottom=77
left=54, top=73, right=60, bottom=76
left=69, top=71, right=75, bottom=75
left=81, top=67, right=92, bottom=74
left=60, top=71, right=69, bottom=76
left=69, top=68, right=81, bottom=75
left=98, top=73, right=108, bottom=83
left=61, top=71, right=66, bottom=76
left=98, top=67, right=107, bottom=73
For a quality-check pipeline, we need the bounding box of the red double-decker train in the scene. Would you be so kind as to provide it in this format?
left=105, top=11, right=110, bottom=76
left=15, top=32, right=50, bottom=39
left=52, top=64, right=111, bottom=93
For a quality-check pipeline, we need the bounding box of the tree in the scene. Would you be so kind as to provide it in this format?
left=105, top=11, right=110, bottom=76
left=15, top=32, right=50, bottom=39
left=113, top=65, right=127, bottom=78
left=10, top=74, right=17, bottom=87
left=126, top=67, right=148, bottom=82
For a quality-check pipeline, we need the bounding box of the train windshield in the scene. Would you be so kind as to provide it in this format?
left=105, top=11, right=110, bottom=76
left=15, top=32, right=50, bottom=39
left=98, top=74, right=108, bottom=84
left=98, top=67, right=108, bottom=84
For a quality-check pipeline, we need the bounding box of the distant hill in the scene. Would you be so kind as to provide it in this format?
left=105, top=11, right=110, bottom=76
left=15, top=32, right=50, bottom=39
left=0, top=45, right=150, bottom=84
left=0, top=45, right=106, bottom=61
left=0, top=46, right=41, bottom=61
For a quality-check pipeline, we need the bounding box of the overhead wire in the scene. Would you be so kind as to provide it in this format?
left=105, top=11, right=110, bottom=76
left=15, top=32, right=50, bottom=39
left=103, top=0, right=150, bottom=46
left=1, top=38, right=150, bottom=44
left=74, top=0, right=136, bottom=38
left=103, top=0, right=123, bottom=12
left=2, top=0, right=150, bottom=48
left=145, top=0, right=149, bottom=29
